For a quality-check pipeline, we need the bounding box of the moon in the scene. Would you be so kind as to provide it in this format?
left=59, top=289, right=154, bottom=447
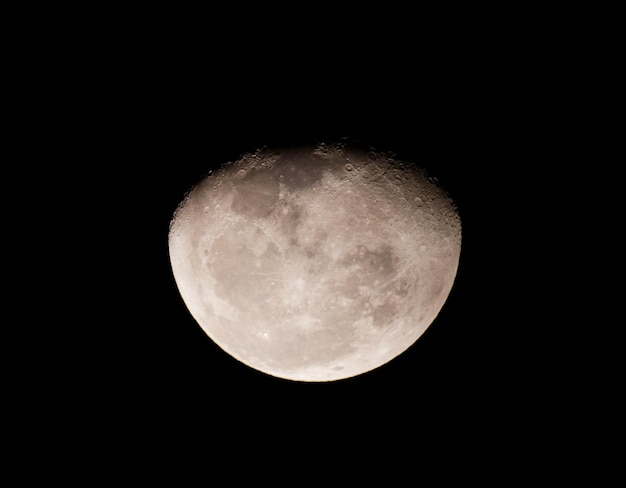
left=168, top=142, right=461, bottom=382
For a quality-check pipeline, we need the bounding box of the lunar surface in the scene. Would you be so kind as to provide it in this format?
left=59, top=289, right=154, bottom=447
left=168, top=142, right=461, bottom=381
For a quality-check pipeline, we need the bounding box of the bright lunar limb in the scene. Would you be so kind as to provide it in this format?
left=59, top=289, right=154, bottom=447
left=168, top=142, right=461, bottom=382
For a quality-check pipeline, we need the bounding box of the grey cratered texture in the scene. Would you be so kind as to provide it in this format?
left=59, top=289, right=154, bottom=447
left=168, top=142, right=461, bottom=381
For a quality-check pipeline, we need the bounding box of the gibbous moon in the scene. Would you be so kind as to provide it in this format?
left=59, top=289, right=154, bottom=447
left=168, top=142, right=461, bottom=381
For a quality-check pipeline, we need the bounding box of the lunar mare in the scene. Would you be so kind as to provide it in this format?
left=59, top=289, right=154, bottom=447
left=168, top=143, right=461, bottom=381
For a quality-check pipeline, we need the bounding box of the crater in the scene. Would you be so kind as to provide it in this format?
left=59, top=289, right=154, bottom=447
left=394, top=278, right=411, bottom=297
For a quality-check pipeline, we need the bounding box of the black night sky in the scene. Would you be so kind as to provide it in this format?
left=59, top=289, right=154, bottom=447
left=105, top=81, right=522, bottom=421
left=62, top=35, right=564, bottom=475
left=4, top=3, right=611, bottom=482
left=21, top=10, right=607, bottom=482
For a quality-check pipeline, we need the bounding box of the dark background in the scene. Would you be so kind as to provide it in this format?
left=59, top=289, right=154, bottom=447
left=97, top=64, right=532, bottom=434
left=90, top=57, right=525, bottom=420
left=13, top=7, right=616, bottom=482
left=32, top=20, right=582, bottom=478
